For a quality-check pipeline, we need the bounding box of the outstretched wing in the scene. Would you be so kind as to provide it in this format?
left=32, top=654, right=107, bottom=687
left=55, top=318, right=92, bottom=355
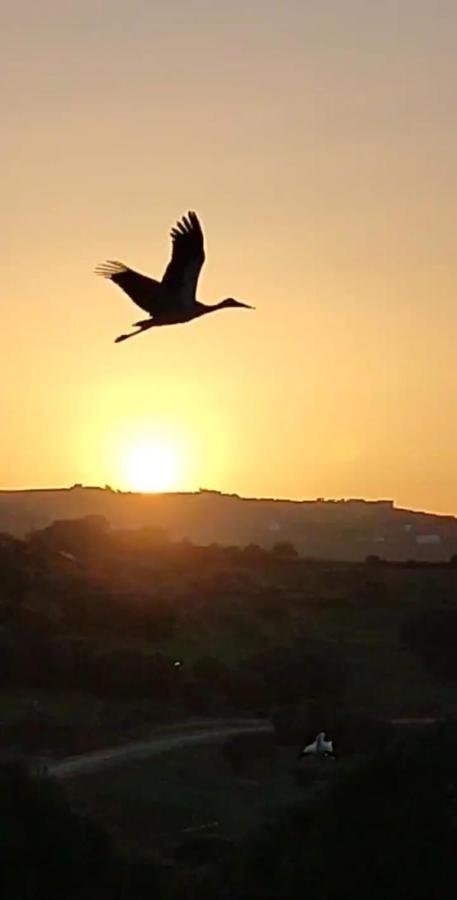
left=95, top=261, right=160, bottom=314
left=161, top=211, right=205, bottom=304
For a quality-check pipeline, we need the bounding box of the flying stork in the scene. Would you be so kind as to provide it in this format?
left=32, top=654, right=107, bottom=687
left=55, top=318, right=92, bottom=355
left=95, top=211, right=254, bottom=342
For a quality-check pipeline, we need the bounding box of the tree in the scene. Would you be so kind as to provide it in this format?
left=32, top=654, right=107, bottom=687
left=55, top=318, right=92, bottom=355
left=365, top=554, right=384, bottom=566
left=271, top=541, right=298, bottom=559
left=29, top=516, right=110, bottom=562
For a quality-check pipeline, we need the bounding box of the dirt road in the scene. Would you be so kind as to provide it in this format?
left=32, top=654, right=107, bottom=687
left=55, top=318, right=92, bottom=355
left=43, top=715, right=439, bottom=780
left=49, top=718, right=273, bottom=779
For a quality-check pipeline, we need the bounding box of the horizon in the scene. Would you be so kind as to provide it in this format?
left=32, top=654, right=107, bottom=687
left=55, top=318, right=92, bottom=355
left=1, top=481, right=456, bottom=520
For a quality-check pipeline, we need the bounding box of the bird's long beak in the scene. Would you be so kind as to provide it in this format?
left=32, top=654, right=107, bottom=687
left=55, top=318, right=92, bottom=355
left=239, top=302, right=255, bottom=309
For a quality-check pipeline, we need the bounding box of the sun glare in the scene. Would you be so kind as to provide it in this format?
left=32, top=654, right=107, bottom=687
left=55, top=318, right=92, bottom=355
left=124, top=441, right=180, bottom=493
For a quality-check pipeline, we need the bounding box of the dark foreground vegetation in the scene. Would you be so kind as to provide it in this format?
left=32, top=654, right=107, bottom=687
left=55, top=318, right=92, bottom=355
left=4, top=722, right=457, bottom=899
left=1, top=515, right=457, bottom=896
left=0, top=760, right=158, bottom=899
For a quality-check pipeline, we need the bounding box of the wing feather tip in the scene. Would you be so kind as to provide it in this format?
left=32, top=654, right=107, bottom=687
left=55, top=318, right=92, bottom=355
left=94, top=260, right=128, bottom=278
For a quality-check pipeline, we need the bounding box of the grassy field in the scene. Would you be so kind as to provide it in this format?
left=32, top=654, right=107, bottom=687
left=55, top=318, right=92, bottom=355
left=150, top=582, right=457, bottom=718
left=64, top=741, right=312, bottom=856
left=2, top=560, right=457, bottom=759
left=2, top=548, right=457, bottom=767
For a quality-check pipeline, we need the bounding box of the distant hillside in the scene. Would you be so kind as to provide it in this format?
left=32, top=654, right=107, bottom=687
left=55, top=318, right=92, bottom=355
left=1, top=485, right=457, bottom=560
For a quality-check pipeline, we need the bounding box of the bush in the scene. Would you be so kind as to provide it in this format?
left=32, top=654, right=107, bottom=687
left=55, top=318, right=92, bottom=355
left=3, top=712, right=77, bottom=755
left=245, top=643, right=346, bottom=706
left=0, top=762, right=123, bottom=898
left=270, top=542, right=298, bottom=559
left=92, top=649, right=178, bottom=699
left=0, top=627, right=17, bottom=680
left=250, top=591, right=288, bottom=622
left=0, top=536, right=31, bottom=607
left=237, top=723, right=457, bottom=899
left=178, top=675, right=222, bottom=714
left=401, top=608, right=457, bottom=681
left=29, top=516, right=110, bottom=560
left=329, top=713, right=396, bottom=757
left=365, top=554, right=384, bottom=566
left=295, top=757, right=336, bottom=789
left=220, top=732, right=276, bottom=774
left=223, top=670, right=270, bottom=710
left=192, top=656, right=229, bottom=687
left=271, top=703, right=325, bottom=746
left=172, top=835, right=231, bottom=864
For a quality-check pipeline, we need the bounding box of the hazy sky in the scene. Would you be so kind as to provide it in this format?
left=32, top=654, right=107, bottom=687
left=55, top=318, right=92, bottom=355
left=3, top=1, right=457, bottom=512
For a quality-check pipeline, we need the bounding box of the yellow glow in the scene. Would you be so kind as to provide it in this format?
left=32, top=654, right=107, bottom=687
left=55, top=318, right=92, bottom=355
left=124, top=440, right=181, bottom=493
left=5, top=5, right=457, bottom=515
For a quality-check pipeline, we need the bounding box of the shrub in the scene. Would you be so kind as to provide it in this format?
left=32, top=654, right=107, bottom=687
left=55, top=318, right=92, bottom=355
left=401, top=608, right=457, bottom=681
left=329, top=713, right=396, bottom=757
left=237, top=723, right=457, bottom=899
left=271, top=703, right=325, bottom=746
left=223, top=670, right=270, bottom=710
left=220, top=732, right=276, bottom=773
left=245, top=643, right=346, bottom=706
left=192, top=656, right=229, bottom=686
left=270, top=542, right=298, bottom=559
left=0, top=762, right=122, bottom=899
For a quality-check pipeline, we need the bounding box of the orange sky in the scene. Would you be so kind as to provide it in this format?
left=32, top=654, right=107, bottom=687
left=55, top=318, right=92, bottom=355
left=3, top=2, right=457, bottom=513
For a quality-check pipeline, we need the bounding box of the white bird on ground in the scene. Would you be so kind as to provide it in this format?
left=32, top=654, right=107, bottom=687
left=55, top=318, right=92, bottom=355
left=299, top=731, right=334, bottom=758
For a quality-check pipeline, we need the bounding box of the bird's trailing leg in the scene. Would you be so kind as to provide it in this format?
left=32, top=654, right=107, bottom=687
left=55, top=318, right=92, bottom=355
left=114, top=319, right=155, bottom=343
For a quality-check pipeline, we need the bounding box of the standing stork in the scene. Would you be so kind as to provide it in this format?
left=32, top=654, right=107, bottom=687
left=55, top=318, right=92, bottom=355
left=299, top=732, right=334, bottom=759
left=95, top=211, right=254, bottom=342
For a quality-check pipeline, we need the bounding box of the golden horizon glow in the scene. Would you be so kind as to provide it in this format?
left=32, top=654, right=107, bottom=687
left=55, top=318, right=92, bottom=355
left=123, top=440, right=181, bottom=493
left=4, top=3, right=457, bottom=516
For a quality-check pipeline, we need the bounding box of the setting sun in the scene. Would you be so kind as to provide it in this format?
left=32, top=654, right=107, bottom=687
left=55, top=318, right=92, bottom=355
left=124, top=441, right=181, bottom=493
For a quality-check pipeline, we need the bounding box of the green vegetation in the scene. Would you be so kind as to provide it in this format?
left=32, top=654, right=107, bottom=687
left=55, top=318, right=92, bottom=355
left=0, top=517, right=457, bottom=732
left=50, top=723, right=457, bottom=899
left=2, top=516, right=457, bottom=896
left=2, top=517, right=457, bottom=756
left=0, top=760, right=158, bottom=898
left=67, top=742, right=300, bottom=855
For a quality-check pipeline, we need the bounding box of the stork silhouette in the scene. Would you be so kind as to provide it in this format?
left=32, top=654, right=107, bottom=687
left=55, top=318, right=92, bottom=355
left=96, top=211, right=253, bottom=342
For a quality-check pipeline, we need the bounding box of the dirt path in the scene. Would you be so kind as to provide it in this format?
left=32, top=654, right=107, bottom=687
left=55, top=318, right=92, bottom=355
left=49, top=718, right=273, bottom=779
left=44, top=715, right=439, bottom=780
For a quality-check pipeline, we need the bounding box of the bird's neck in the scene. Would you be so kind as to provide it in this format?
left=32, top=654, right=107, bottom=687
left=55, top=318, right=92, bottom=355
left=198, top=301, right=224, bottom=314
